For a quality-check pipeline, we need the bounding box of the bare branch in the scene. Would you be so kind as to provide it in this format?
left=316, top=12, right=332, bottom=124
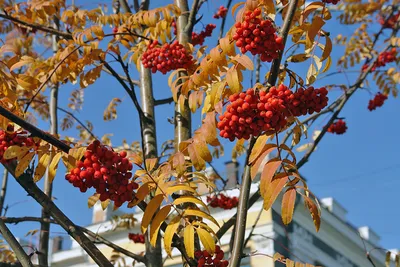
left=0, top=218, right=34, bottom=267
left=0, top=12, right=72, bottom=40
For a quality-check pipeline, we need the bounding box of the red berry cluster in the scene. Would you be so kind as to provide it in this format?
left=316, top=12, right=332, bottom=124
left=322, top=0, right=340, bottom=5
left=0, top=125, right=37, bottom=163
left=65, top=140, right=137, bottom=208
left=368, top=92, right=388, bottom=111
left=362, top=48, right=397, bottom=72
left=206, top=194, right=238, bottom=210
left=192, top=24, right=216, bottom=46
left=195, top=246, right=228, bottom=267
left=327, top=119, right=347, bottom=135
left=289, top=86, right=329, bottom=116
left=141, top=40, right=194, bottom=74
left=379, top=12, right=399, bottom=29
left=217, top=85, right=329, bottom=141
left=233, top=8, right=284, bottom=62
left=171, top=20, right=177, bottom=35
left=128, top=233, right=145, bottom=244
left=213, top=6, right=228, bottom=19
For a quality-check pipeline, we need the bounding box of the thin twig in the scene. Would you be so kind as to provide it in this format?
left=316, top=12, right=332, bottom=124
left=0, top=12, right=72, bottom=40
left=218, top=0, right=234, bottom=40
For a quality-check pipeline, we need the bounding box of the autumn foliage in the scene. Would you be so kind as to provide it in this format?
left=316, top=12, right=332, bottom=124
left=0, top=0, right=398, bottom=266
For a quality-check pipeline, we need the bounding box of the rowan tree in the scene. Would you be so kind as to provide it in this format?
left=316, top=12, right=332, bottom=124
left=0, top=0, right=398, bottom=267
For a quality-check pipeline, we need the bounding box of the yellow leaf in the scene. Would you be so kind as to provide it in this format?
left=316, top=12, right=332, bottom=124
left=150, top=205, right=171, bottom=246
left=292, top=125, right=301, bottom=146
left=196, top=227, right=215, bottom=255
left=281, top=187, right=296, bottom=225
left=321, top=35, right=332, bottom=61
left=48, top=152, right=62, bottom=183
left=62, top=154, right=76, bottom=171
left=249, top=135, right=272, bottom=164
left=101, top=199, right=110, bottom=210
left=141, top=194, right=164, bottom=233
left=286, top=259, right=295, bottom=267
left=164, top=215, right=181, bottom=257
left=15, top=152, right=35, bottom=177
left=306, top=63, right=317, bottom=85
left=16, top=75, right=40, bottom=90
left=166, top=185, right=197, bottom=196
left=88, top=194, right=100, bottom=208
left=128, top=183, right=150, bottom=208
left=183, top=209, right=219, bottom=227
left=234, top=54, right=254, bottom=70
left=145, top=158, right=158, bottom=172
left=173, top=196, right=209, bottom=212
left=130, top=153, right=143, bottom=166
left=184, top=224, right=195, bottom=258
left=287, top=54, right=310, bottom=63
left=34, top=153, right=51, bottom=182
left=4, top=146, right=27, bottom=160
left=321, top=56, right=331, bottom=73
left=187, top=143, right=206, bottom=171
left=273, top=252, right=284, bottom=262
left=306, top=16, right=325, bottom=49
left=226, top=67, right=240, bottom=94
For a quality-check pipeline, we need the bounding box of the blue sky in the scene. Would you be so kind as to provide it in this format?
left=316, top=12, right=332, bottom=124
left=2, top=0, right=399, bottom=254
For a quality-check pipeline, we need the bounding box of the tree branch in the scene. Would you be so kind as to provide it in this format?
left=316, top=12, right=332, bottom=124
left=154, top=97, right=174, bottom=106
left=0, top=216, right=147, bottom=264
left=267, top=0, right=300, bottom=86
left=0, top=12, right=72, bottom=40
left=228, top=138, right=255, bottom=267
left=218, top=0, right=234, bottom=40
left=0, top=218, right=34, bottom=267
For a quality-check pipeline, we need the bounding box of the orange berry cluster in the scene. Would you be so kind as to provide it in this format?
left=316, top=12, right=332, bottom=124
left=195, top=246, right=228, bottom=267
left=217, top=85, right=329, bottom=141
left=192, top=24, right=216, bottom=46
left=128, top=233, right=145, bottom=244
left=0, top=125, right=37, bottom=163
left=207, top=194, right=238, bottom=210
left=379, top=12, right=400, bottom=29
left=213, top=6, right=228, bottom=19
left=289, top=86, right=329, bottom=116
left=65, top=140, right=137, bottom=208
left=322, top=0, right=340, bottom=5
left=327, top=120, right=347, bottom=135
left=233, top=8, right=284, bottom=62
left=141, top=40, right=194, bottom=74
left=368, top=92, right=388, bottom=111
left=362, top=48, right=397, bottom=72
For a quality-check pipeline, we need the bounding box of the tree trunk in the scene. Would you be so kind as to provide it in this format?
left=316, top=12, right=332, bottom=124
left=139, top=64, right=163, bottom=266
left=0, top=169, right=8, bottom=216
left=38, top=18, right=59, bottom=266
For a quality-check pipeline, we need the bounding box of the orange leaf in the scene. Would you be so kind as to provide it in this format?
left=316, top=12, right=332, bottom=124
left=281, top=187, right=297, bottom=225
left=260, top=158, right=281, bottom=198
left=304, top=197, right=321, bottom=232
